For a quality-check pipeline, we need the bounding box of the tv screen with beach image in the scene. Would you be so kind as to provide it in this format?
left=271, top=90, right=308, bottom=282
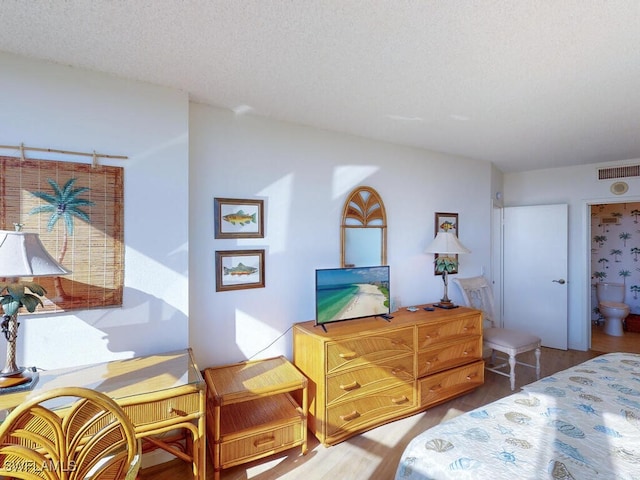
left=315, top=266, right=390, bottom=325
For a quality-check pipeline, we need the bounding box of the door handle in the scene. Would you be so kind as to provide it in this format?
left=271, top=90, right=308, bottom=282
left=552, top=279, right=566, bottom=284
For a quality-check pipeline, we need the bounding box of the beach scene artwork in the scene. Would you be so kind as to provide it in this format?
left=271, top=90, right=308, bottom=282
left=316, top=266, right=390, bottom=324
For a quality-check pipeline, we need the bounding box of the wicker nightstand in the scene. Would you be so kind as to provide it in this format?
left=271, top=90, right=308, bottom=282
left=204, top=356, right=308, bottom=480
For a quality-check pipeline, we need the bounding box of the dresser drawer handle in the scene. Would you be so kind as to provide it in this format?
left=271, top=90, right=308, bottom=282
left=391, top=367, right=405, bottom=376
left=466, top=373, right=479, bottom=381
left=391, top=339, right=406, bottom=346
left=340, top=410, right=360, bottom=422
left=340, top=381, right=360, bottom=391
left=254, top=436, right=276, bottom=448
left=391, top=395, right=409, bottom=405
left=168, top=406, right=187, bottom=416
left=429, top=384, right=442, bottom=393
left=424, top=333, right=439, bottom=340
left=339, top=352, right=357, bottom=360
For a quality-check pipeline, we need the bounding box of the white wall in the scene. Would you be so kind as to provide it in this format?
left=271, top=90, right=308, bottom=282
left=0, top=52, right=190, bottom=369
left=189, top=104, right=495, bottom=368
left=0, top=52, right=497, bottom=372
left=504, top=161, right=640, bottom=350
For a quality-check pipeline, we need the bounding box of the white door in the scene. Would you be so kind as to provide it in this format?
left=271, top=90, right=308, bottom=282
left=503, top=204, right=568, bottom=349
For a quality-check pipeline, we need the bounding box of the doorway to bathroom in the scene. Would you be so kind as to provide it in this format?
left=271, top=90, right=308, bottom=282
left=590, top=201, right=640, bottom=353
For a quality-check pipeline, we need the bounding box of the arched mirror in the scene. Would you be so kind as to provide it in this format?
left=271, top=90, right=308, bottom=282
left=340, top=186, right=387, bottom=267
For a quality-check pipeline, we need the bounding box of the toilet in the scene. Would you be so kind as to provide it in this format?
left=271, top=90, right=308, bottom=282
left=596, top=282, right=629, bottom=336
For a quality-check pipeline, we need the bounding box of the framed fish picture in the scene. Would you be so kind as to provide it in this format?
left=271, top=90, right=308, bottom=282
left=215, top=249, right=265, bottom=291
left=214, top=197, right=264, bottom=238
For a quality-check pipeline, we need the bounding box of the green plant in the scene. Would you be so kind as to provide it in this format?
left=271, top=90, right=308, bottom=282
left=435, top=256, right=458, bottom=274
left=0, top=281, right=47, bottom=345
left=0, top=281, right=46, bottom=316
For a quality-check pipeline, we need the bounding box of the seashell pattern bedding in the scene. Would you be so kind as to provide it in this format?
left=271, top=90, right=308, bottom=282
left=395, top=352, right=640, bottom=479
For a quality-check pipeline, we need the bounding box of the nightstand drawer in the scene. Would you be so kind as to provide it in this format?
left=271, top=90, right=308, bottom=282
left=218, top=422, right=304, bottom=468
left=326, top=327, right=414, bottom=373
left=208, top=393, right=306, bottom=469
left=417, top=315, right=481, bottom=349
left=326, top=354, right=414, bottom=404
left=417, top=337, right=482, bottom=376
left=419, top=360, right=484, bottom=408
left=325, top=383, right=415, bottom=441
left=212, top=408, right=304, bottom=469
left=123, top=392, right=200, bottom=428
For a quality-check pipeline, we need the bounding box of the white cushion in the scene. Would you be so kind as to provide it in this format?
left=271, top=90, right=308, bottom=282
left=484, top=327, right=540, bottom=349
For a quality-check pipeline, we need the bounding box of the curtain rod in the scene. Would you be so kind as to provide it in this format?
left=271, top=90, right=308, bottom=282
left=0, top=143, right=128, bottom=163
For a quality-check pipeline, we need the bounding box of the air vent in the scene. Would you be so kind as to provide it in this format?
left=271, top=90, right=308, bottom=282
left=601, top=217, right=620, bottom=225
left=598, top=164, right=640, bottom=180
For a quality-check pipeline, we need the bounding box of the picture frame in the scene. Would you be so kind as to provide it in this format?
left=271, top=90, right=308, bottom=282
left=0, top=155, right=124, bottom=313
left=434, top=212, right=459, bottom=275
left=214, top=198, right=264, bottom=239
left=215, top=249, right=265, bottom=291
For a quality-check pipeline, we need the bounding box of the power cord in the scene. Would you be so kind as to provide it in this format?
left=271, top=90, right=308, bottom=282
left=247, top=325, right=294, bottom=360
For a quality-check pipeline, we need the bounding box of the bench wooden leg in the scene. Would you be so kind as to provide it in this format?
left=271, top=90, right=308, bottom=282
left=508, top=354, right=516, bottom=391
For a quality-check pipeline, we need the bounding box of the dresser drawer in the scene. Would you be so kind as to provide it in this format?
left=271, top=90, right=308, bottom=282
left=326, top=327, right=414, bottom=373
left=417, top=315, right=481, bottom=349
left=417, top=337, right=482, bottom=376
left=325, top=383, right=415, bottom=441
left=123, top=392, right=201, bottom=428
left=419, top=360, right=484, bottom=408
left=326, top=354, right=414, bottom=405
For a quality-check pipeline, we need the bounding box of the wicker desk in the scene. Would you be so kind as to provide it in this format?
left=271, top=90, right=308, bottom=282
left=205, top=356, right=308, bottom=480
left=0, top=348, right=206, bottom=480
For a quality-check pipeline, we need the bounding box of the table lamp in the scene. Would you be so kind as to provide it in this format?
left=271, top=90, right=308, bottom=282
left=424, top=231, right=470, bottom=309
left=0, top=225, right=70, bottom=388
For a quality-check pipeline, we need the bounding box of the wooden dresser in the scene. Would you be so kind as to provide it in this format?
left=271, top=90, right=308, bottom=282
left=293, top=305, right=484, bottom=446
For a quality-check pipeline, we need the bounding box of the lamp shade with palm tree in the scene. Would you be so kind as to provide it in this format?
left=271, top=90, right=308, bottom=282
left=425, top=231, right=471, bottom=308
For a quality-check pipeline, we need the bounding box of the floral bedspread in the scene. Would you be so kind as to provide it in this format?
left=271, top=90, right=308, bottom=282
left=395, top=352, right=640, bottom=480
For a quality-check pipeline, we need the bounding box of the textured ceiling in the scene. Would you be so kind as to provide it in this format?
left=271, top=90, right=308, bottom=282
left=1, top=1, right=639, bottom=173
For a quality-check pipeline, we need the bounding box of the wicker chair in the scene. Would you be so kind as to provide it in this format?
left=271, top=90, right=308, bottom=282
left=453, top=276, right=541, bottom=390
left=0, top=386, right=141, bottom=480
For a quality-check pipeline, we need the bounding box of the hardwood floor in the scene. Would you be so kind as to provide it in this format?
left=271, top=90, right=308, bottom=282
left=140, top=326, right=640, bottom=480
left=591, top=322, right=640, bottom=354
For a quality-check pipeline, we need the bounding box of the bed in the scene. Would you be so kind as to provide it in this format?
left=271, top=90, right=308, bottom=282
left=395, top=352, right=640, bottom=480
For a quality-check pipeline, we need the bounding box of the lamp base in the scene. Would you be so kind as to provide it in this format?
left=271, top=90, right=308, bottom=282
left=0, top=371, right=30, bottom=388
left=0, top=366, right=25, bottom=377
left=433, top=302, right=459, bottom=310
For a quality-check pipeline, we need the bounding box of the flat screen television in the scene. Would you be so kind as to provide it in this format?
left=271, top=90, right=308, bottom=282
left=315, top=265, right=390, bottom=329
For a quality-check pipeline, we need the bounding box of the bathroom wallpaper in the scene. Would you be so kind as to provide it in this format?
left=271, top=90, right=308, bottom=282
left=591, top=202, right=640, bottom=321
